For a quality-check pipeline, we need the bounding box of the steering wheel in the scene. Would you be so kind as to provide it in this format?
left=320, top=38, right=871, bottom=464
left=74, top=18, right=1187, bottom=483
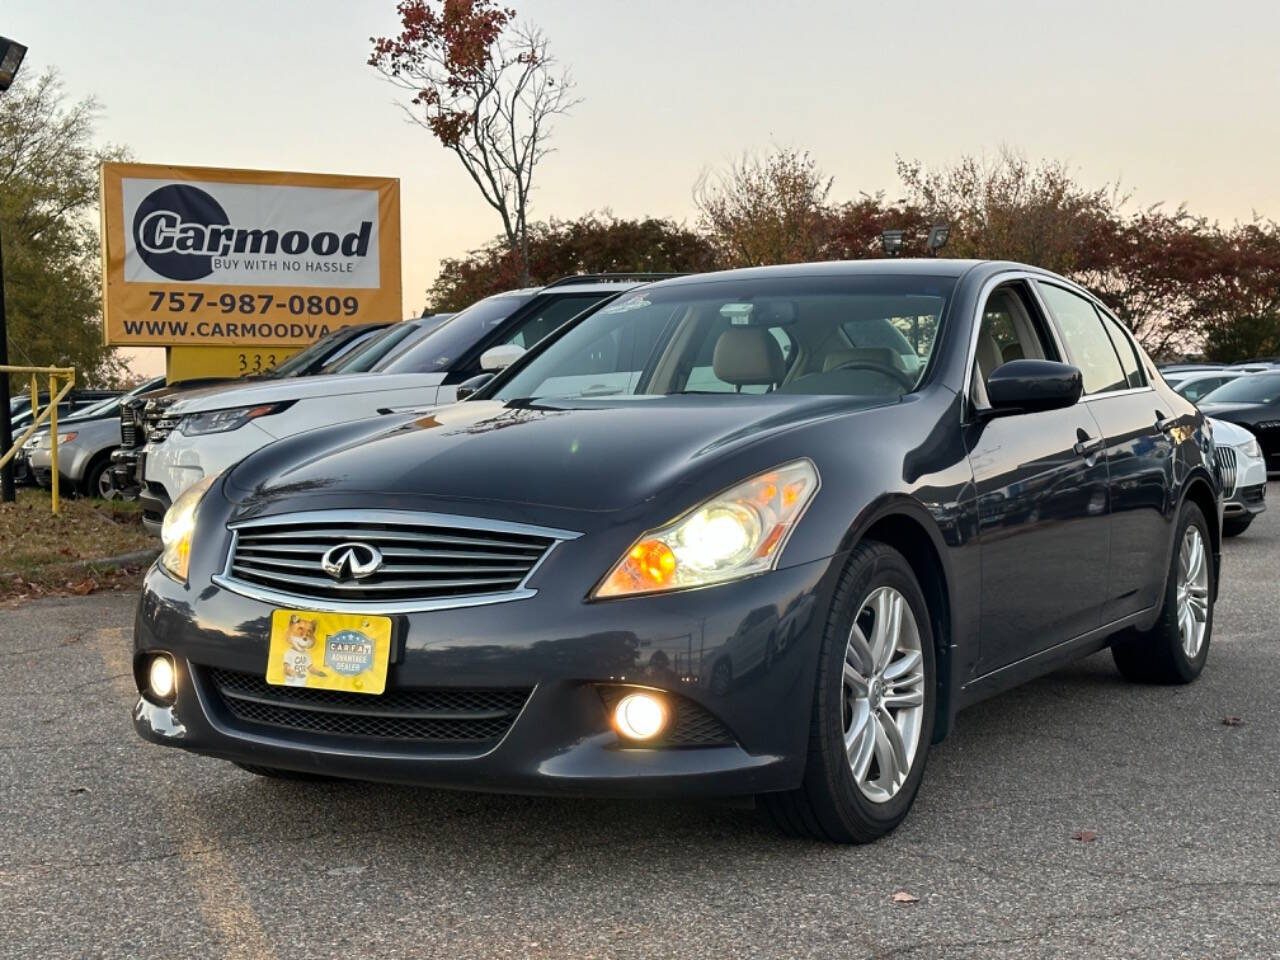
left=827, top=359, right=915, bottom=391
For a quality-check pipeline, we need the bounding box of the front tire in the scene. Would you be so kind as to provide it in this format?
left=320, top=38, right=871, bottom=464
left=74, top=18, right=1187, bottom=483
left=1112, top=500, right=1214, bottom=684
left=761, top=541, right=935, bottom=843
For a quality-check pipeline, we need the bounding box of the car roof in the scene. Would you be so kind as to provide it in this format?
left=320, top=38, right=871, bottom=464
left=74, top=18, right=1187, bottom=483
left=639, top=259, right=1016, bottom=290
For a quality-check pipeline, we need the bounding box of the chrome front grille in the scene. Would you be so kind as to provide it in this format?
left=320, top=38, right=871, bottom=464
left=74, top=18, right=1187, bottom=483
left=217, top=510, right=577, bottom=612
left=119, top=401, right=139, bottom=448
left=1215, top=446, right=1238, bottom=497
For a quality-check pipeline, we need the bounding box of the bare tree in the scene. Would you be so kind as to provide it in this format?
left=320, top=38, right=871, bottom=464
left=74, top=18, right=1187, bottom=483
left=370, top=1, right=579, bottom=285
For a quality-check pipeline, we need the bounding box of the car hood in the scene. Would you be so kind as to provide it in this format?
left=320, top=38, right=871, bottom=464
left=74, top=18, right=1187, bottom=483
left=228, top=394, right=886, bottom=516
left=36, top=417, right=120, bottom=445
left=166, top=372, right=447, bottom=413
left=1197, top=401, right=1269, bottom=419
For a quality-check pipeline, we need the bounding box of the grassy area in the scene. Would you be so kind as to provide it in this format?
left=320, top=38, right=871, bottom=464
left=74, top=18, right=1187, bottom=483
left=0, top=488, right=157, bottom=601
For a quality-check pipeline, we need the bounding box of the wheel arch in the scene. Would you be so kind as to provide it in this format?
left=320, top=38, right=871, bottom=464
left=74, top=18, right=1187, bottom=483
left=1180, top=469, right=1221, bottom=594
left=80, top=445, right=119, bottom=497
left=857, top=505, right=955, bottom=743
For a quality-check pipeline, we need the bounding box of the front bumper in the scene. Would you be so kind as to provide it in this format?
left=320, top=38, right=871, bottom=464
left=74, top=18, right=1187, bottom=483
left=1223, top=444, right=1268, bottom=519
left=132, top=554, right=837, bottom=798
left=28, top=443, right=92, bottom=488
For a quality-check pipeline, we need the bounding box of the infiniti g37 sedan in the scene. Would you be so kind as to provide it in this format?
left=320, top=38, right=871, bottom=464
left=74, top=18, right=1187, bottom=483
left=133, top=260, right=1221, bottom=843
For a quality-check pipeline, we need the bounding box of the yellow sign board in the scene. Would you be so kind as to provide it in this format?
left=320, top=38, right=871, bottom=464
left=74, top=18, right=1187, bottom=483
left=166, top=345, right=300, bottom=383
left=100, top=162, right=401, bottom=346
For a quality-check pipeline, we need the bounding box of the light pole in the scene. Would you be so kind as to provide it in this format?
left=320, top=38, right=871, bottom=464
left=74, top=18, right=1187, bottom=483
left=0, top=36, right=28, bottom=503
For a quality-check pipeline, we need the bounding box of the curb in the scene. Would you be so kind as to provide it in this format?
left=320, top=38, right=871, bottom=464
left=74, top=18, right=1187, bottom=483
left=0, top=547, right=160, bottom=582
left=82, top=547, right=161, bottom=570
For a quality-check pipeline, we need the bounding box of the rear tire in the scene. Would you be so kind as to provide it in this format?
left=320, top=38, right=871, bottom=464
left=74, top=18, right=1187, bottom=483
left=1112, top=500, right=1214, bottom=684
left=1222, top=516, right=1253, bottom=538
left=760, top=541, right=936, bottom=843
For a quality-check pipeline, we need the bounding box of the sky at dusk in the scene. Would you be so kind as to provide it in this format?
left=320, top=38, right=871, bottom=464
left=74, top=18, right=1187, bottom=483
left=9, top=0, right=1280, bottom=375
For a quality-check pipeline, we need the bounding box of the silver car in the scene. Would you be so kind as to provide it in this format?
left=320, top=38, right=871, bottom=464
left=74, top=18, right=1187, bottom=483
left=29, top=414, right=128, bottom=498
left=27, top=378, right=165, bottom=498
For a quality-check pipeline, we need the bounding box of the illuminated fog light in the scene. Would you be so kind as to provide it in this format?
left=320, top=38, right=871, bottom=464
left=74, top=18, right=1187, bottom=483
left=614, top=692, right=667, bottom=740
left=148, top=655, right=175, bottom=701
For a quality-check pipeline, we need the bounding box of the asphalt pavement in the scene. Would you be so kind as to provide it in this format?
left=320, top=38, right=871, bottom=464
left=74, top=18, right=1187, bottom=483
left=2, top=486, right=1278, bottom=959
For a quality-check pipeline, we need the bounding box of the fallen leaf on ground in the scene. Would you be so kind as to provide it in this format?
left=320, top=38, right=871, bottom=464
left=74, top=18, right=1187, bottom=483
left=890, top=890, right=920, bottom=904
left=1071, top=829, right=1098, bottom=843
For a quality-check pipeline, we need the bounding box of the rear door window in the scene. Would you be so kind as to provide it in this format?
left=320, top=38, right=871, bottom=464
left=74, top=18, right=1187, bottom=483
left=1036, top=283, right=1127, bottom=395
left=1098, top=312, right=1145, bottom=389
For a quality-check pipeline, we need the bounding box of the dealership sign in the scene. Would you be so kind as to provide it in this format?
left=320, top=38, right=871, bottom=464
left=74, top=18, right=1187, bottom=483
left=101, top=163, right=401, bottom=346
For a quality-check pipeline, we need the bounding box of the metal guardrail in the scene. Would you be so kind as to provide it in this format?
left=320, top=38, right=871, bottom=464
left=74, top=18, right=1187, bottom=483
left=0, top=365, right=76, bottom=514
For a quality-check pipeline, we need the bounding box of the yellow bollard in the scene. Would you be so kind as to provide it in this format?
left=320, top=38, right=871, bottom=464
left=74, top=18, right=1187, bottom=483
left=49, top=373, right=60, bottom=515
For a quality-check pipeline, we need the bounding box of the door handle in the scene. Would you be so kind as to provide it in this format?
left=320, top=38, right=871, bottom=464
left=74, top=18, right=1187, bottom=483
left=1155, top=412, right=1177, bottom=434
left=1073, top=430, right=1104, bottom=458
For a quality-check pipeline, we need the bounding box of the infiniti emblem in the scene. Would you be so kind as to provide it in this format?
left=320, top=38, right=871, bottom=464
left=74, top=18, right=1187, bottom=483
left=320, top=542, right=384, bottom=581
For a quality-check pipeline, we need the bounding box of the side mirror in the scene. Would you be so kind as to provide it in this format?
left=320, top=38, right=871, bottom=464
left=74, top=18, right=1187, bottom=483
left=985, top=359, right=1083, bottom=414
left=479, top=343, right=525, bottom=372
left=455, top=372, right=495, bottom=401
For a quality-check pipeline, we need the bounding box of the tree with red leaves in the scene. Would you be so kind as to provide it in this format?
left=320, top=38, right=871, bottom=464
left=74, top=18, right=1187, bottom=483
left=370, top=1, right=577, bottom=285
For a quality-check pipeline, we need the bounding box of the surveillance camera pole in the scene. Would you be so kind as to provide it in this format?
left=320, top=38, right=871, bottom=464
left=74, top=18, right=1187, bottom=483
left=0, top=36, right=28, bottom=503
left=0, top=231, right=13, bottom=502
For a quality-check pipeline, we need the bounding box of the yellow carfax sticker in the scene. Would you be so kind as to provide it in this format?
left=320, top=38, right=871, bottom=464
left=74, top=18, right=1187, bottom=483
left=265, top=610, right=393, bottom=696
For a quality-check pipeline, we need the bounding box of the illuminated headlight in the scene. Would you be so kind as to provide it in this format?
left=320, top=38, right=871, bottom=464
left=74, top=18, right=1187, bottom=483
left=159, top=474, right=219, bottom=582
left=178, top=402, right=292, bottom=436
left=593, top=459, right=819, bottom=598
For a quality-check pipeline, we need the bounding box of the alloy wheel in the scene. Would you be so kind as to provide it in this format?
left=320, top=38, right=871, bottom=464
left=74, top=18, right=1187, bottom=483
left=1176, top=526, right=1210, bottom=658
left=842, top=586, right=926, bottom=804
left=97, top=469, right=118, bottom=500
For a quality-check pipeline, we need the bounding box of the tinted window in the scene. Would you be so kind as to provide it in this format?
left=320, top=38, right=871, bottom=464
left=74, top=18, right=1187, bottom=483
left=493, top=275, right=955, bottom=402
left=324, top=322, right=419, bottom=374
left=1037, top=283, right=1126, bottom=395
left=1098, top=312, right=1145, bottom=388
left=1178, top=376, right=1232, bottom=402
left=1201, top=372, right=1280, bottom=404
left=379, top=295, right=530, bottom=373
left=266, top=326, right=370, bottom=378
left=496, top=294, right=608, bottom=351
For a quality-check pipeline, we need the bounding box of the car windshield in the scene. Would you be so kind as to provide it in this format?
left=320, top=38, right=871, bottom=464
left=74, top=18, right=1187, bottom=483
left=377, top=295, right=530, bottom=373
left=492, top=275, right=954, bottom=402
left=322, top=322, right=418, bottom=374
left=63, top=396, right=120, bottom=420
left=264, top=326, right=371, bottom=378
left=1202, top=372, right=1280, bottom=404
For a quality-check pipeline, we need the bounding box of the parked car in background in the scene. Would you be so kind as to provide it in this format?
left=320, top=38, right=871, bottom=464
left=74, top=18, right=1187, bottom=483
left=110, top=320, right=395, bottom=507
left=137, top=276, right=671, bottom=530
left=1158, top=363, right=1227, bottom=378
left=1207, top=417, right=1267, bottom=536
left=26, top=378, right=166, bottom=497
left=1199, top=371, right=1280, bottom=473
left=1171, top=370, right=1245, bottom=403
left=9, top=390, right=124, bottom=485
left=315, top=313, right=452, bottom=376
left=133, top=260, right=1220, bottom=844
